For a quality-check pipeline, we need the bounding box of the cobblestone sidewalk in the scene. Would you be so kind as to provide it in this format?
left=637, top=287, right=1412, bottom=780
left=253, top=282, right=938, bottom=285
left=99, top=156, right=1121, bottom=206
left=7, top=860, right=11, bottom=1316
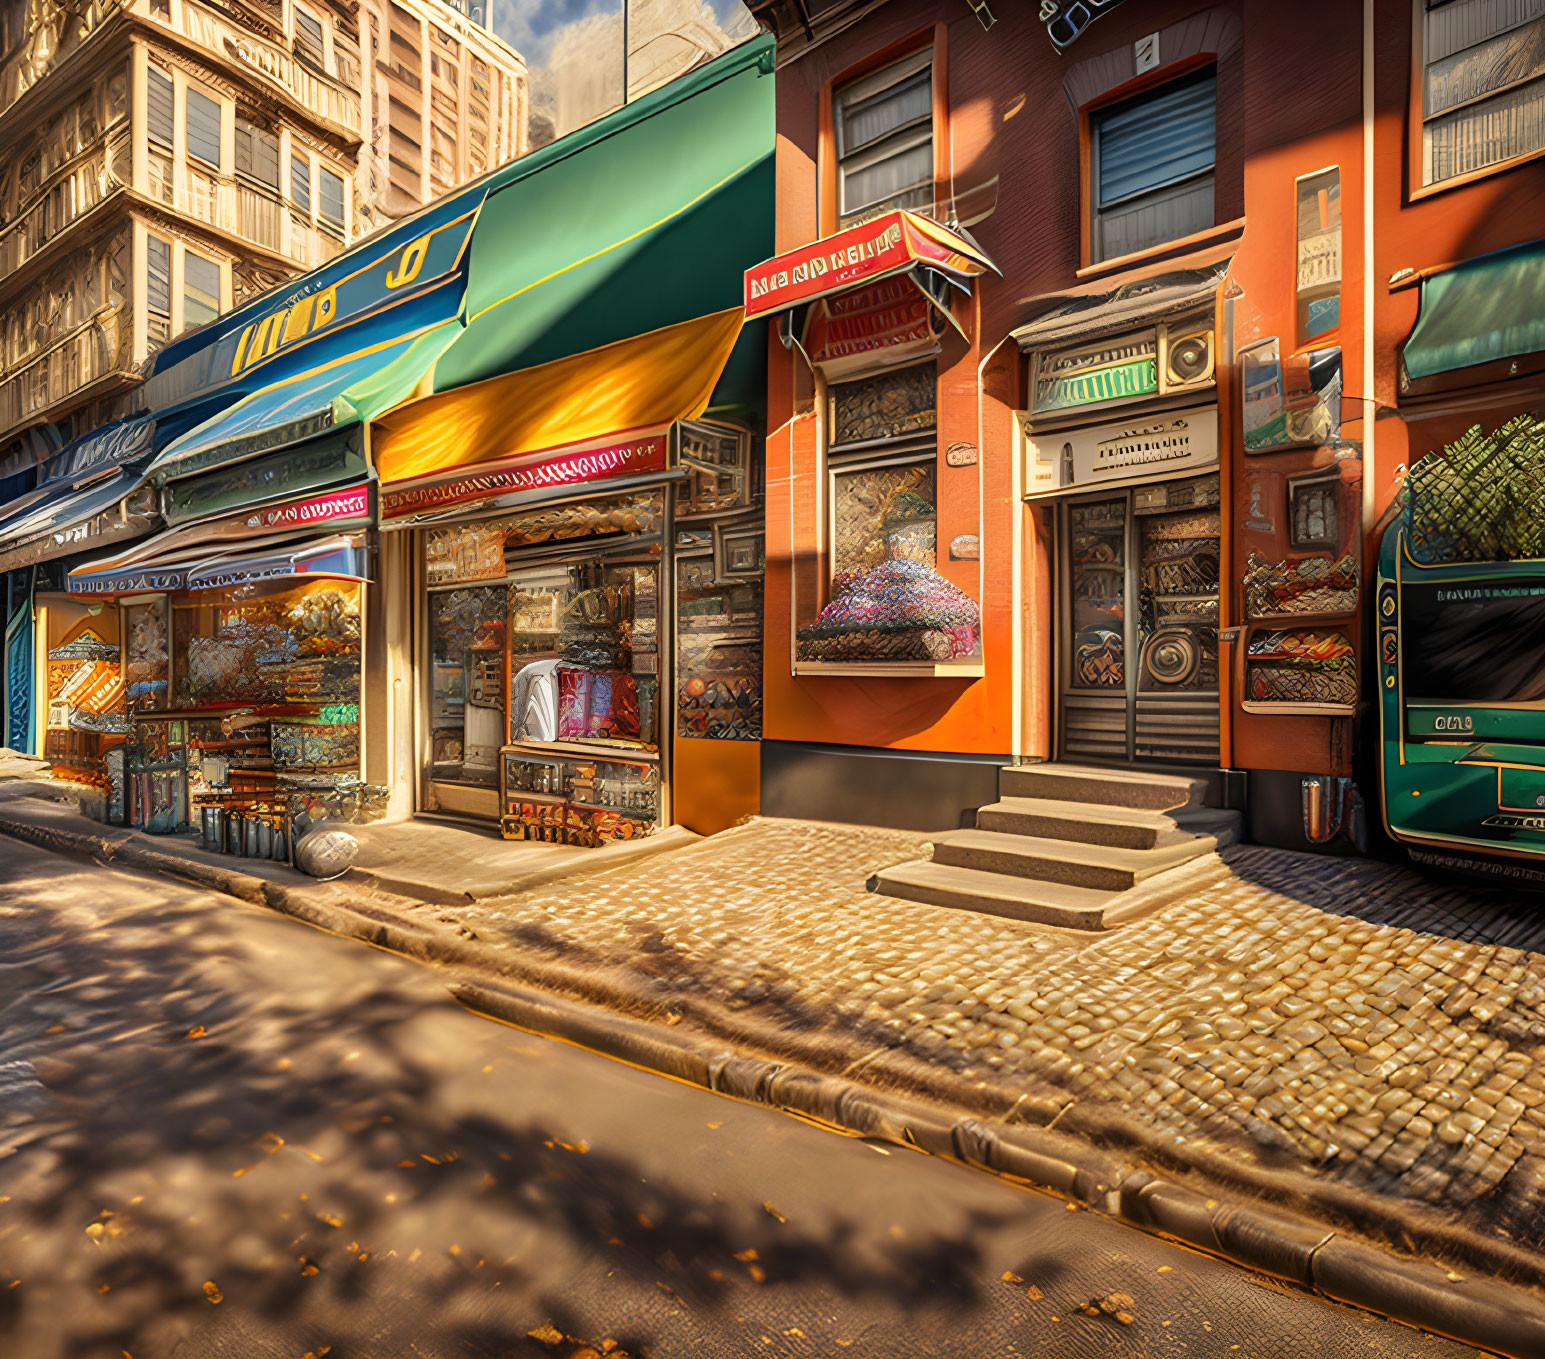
left=433, top=818, right=1545, bottom=1263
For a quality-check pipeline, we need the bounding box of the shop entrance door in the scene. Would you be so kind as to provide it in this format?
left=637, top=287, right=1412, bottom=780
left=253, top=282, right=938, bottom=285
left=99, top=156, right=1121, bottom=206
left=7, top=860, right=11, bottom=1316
left=1058, top=473, right=1221, bottom=766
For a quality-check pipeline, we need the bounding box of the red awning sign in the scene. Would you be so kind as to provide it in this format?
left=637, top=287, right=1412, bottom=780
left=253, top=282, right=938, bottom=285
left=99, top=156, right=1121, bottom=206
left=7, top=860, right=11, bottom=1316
left=743, top=210, right=996, bottom=320
left=380, top=427, right=670, bottom=521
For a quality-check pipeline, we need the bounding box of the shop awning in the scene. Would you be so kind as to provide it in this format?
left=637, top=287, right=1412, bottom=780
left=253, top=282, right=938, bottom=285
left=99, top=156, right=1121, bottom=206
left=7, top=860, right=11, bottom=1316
left=373, top=308, right=744, bottom=487
left=149, top=324, right=460, bottom=484
left=0, top=415, right=155, bottom=534
left=1403, top=237, right=1545, bottom=381
left=743, top=210, right=997, bottom=320
left=0, top=467, right=157, bottom=574
left=67, top=481, right=373, bottom=593
left=67, top=531, right=370, bottom=596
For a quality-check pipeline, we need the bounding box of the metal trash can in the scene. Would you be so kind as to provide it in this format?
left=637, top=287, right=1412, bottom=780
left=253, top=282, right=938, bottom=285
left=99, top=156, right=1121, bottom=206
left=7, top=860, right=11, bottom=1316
left=227, top=810, right=246, bottom=856
left=201, top=805, right=226, bottom=854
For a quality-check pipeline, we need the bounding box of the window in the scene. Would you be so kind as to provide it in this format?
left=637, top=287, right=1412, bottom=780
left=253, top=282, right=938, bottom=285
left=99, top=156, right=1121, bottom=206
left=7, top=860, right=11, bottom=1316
left=1422, top=0, right=1545, bottom=185
left=294, top=4, right=327, bottom=71
left=145, top=234, right=171, bottom=319
left=318, top=165, right=345, bottom=229
left=1090, top=67, right=1216, bottom=264
left=182, top=251, right=221, bottom=332
left=185, top=86, right=222, bottom=168
left=833, top=50, right=933, bottom=229
left=291, top=152, right=311, bottom=212
left=146, top=65, right=174, bottom=149
left=234, top=119, right=280, bottom=189
left=795, top=363, right=979, bottom=666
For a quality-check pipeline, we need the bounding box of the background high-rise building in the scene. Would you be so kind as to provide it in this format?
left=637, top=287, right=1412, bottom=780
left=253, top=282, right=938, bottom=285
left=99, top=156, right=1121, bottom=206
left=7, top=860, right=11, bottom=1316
left=0, top=0, right=526, bottom=481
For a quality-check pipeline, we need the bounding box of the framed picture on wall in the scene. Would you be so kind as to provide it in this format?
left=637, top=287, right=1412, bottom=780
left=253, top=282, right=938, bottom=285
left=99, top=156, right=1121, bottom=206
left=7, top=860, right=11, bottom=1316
left=715, top=526, right=765, bottom=582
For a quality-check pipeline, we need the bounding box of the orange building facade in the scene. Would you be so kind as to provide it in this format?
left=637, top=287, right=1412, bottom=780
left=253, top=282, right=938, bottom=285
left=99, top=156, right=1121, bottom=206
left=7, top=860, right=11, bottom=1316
left=750, top=0, right=1538, bottom=855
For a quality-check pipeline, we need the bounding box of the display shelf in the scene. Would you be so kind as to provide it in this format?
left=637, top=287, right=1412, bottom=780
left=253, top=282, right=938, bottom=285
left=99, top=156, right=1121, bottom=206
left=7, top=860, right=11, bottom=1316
left=505, top=738, right=660, bottom=762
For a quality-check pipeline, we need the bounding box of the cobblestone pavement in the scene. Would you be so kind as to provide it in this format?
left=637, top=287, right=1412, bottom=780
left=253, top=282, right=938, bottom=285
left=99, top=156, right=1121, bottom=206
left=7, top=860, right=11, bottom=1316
left=435, top=819, right=1545, bottom=1259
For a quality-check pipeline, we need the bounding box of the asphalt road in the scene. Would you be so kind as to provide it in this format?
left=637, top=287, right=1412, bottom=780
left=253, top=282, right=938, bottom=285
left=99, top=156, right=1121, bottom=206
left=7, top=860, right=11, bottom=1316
left=0, top=837, right=1488, bottom=1359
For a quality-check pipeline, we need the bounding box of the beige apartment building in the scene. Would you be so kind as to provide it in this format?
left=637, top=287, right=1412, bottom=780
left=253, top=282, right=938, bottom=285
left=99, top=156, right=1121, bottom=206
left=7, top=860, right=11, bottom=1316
left=0, top=0, right=525, bottom=481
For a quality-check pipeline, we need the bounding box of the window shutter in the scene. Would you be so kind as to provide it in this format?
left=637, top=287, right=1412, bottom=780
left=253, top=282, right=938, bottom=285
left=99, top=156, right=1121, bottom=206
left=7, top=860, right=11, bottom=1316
left=1097, top=72, right=1216, bottom=208
left=182, top=253, right=221, bottom=330
left=146, top=66, right=174, bottom=149
left=185, top=87, right=222, bottom=168
left=295, top=7, right=326, bottom=68
left=318, top=166, right=345, bottom=225
left=235, top=120, right=279, bottom=189
left=146, top=236, right=171, bottom=316
left=291, top=153, right=311, bottom=212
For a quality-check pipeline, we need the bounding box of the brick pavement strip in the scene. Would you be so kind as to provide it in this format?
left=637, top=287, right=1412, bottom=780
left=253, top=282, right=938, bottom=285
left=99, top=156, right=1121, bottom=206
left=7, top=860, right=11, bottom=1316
left=7, top=802, right=1545, bottom=1355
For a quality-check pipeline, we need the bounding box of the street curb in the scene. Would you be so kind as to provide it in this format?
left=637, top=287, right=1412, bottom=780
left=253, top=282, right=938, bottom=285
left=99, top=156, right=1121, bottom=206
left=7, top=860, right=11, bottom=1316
left=4, top=807, right=1544, bottom=1356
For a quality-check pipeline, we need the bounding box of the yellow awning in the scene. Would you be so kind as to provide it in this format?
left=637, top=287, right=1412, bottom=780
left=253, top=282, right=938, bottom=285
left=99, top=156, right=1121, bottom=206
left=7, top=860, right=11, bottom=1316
left=373, top=307, right=744, bottom=486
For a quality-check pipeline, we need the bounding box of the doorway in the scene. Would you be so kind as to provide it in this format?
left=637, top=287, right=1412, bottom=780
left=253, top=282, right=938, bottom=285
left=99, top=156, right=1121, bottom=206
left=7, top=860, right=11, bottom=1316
left=1057, top=472, right=1221, bottom=765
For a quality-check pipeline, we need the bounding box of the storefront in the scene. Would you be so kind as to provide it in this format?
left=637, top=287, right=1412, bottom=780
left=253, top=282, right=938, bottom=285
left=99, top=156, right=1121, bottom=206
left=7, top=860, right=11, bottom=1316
left=1014, top=266, right=1230, bottom=770
left=378, top=393, right=761, bottom=841
left=749, top=209, right=1010, bottom=830
left=64, top=469, right=374, bottom=839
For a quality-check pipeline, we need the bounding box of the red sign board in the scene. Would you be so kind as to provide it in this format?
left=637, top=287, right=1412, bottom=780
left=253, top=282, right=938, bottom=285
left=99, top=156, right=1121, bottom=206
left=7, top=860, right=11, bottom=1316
left=240, top=482, right=370, bottom=532
left=381, top=428, right=669, bottom=520
left=805, top=275, right=935, bottom=368
left=743, top=210, right=993, bottom=320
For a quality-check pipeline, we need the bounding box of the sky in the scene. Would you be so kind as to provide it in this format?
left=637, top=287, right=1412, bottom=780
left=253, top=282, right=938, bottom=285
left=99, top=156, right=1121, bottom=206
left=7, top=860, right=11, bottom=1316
left=489, top=0, right=756, bottom=69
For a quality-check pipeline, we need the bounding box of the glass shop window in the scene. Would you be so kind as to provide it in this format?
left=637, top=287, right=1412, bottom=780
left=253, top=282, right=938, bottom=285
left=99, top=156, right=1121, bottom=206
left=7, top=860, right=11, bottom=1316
left=834, top=49, right=933, bottom=229
left=425, top=493, right=668, bottom=789
left=123, top=597, right=170, bottom=712
left=797, top=364, right=980, bottom=665
left=676, top=550, right=763, bottom=742
left=1422, top=0, right=1545, bottom=186
left=171, top=579, right=362, bottom=711
left=1090, top=66, right=1215, bottom=263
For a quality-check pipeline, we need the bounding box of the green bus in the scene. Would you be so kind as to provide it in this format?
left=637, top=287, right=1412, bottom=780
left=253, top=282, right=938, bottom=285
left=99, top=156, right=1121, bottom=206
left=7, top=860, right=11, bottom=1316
left=1376, top=520, right=1545, bottom=879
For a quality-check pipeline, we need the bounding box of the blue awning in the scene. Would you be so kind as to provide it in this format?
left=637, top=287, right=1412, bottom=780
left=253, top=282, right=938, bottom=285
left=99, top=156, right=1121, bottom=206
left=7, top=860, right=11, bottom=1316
left=68, top=531, right=370, bottom=596
left=149, top=325, right=459, bottom=484
left=0, top=415, right=154, bottom=534
left=1404, top=236, right=1545, bottom=381
left=0, top=468, right=157, bottom=574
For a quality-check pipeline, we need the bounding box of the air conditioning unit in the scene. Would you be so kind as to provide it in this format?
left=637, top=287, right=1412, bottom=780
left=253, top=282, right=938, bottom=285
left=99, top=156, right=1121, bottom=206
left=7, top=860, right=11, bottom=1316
left=1160, top=320, right=1215, bottom=394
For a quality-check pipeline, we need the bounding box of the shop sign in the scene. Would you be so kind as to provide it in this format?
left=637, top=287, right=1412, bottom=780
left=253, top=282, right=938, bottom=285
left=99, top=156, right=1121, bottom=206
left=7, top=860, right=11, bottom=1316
left=1034, top=333, right=1158, bottom=414
left=424, top=522, right=507, bottom=586
left=239, top=483, right=370, bottom=533
left=744, top=210, right=993, bottom=320
left=381, top=429, right=670, bottom=521
left=165, top=431, right=366, bottom=526
left=805, top=276, right=935, bottom=369
left=1021, top=405, right=1219, bottom=498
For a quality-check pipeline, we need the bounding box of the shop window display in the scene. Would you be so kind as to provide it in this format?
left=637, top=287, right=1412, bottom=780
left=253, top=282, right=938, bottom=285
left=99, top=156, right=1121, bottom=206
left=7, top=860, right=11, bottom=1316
left=676, top=550, right=762, bottom=740
left=797, top=457, right=980, bottom=664
left=425, top=492, right=666, bottom=826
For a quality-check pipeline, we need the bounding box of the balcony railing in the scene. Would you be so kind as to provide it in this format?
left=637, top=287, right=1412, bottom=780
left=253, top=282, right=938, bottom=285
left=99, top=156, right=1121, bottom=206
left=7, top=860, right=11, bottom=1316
left=0, top=308, right=133, bottom=442
left=151, top=0, right=362, bottom=138
left=146, top=148, right=346, bottom=266
left=0, top=130, right=132, bottom=282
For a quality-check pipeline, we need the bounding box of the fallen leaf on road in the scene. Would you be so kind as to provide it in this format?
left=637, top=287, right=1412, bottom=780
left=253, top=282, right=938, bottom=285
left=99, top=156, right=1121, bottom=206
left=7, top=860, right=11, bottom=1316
left=186, top=1026, right=205, bottom=1039
left=1026, top=1285, right=1043, bottom=1300
left=761, top=1201, right=786, bottom=1223
left=707, top=1121, right=722, bottom=1130
left=528, top=1323, right=564, bottom=1344
left=1001, top=1270, right=1023, bottom=1284
left=300, top=1263, right=319, bottom=1277
left=202, top=1281, right=223, bottom=1304
left=734, top=1249, right=758, bottom=1262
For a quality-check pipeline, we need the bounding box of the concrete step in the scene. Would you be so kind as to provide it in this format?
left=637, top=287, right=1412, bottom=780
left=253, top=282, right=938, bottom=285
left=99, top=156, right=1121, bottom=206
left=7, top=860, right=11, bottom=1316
left=999, top=762, right=1208, bottom=812
left=975, top=796, right=1184, bottom=850
left=1171, top=805, right=1244, bottom=849
left=868, top=859, right=1119, bottom=930
left=931, top=827, right=1216, bottom=892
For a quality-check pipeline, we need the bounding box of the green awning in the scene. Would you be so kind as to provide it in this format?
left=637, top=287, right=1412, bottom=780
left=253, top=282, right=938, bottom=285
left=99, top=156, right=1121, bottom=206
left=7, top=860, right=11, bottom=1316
left=1405, top=237, right=1545, bottom=381
left=428, top=35, right=775, bottom=393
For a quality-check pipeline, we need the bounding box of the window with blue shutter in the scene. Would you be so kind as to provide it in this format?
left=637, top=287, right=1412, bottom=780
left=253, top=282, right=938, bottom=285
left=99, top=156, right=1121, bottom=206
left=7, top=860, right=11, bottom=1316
left=1091, top=68, right=1216, bottom=263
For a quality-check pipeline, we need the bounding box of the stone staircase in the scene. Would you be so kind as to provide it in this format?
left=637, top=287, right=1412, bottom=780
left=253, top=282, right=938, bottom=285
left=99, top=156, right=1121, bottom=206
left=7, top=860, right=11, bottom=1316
left=868, top=762, right=1241, bottom=931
